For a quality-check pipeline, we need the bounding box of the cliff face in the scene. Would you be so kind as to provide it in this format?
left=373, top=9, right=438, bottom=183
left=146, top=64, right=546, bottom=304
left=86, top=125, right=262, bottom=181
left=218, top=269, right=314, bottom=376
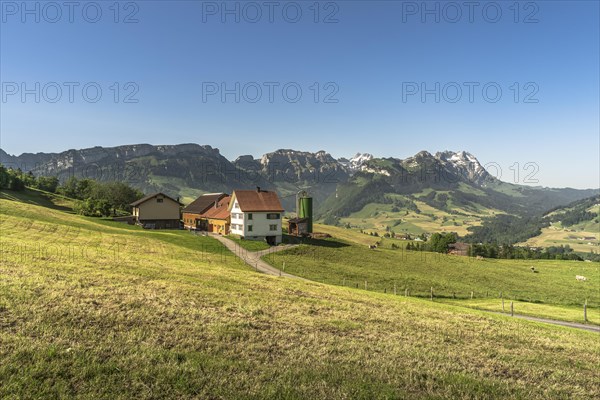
left=1, top=144, right=596, bottom=218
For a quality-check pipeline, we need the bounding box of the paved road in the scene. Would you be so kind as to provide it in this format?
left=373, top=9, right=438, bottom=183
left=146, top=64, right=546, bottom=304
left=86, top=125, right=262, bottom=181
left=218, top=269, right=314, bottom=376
left=210, top=234, right=302, bottom=279
left=490, top=311, right=600, bottom=333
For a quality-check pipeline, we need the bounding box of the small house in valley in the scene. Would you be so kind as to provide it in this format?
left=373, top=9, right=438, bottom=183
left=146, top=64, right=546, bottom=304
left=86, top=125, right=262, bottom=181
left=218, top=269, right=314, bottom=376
left=131, top=192, right=183, bottom=229
left=229, top=187, right=284, bottom=245
left=448, top=242, right=470, bottom=256
left=182, top=193, right=227, bottom=230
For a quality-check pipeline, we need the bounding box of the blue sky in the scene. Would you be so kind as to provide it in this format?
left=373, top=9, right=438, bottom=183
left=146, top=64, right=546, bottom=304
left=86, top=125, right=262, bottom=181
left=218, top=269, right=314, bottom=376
left=1, top=0, right=598, bottom=188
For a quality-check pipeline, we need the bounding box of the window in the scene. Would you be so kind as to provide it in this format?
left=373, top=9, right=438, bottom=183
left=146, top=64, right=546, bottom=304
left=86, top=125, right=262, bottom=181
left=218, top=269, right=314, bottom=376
left=248, top=225, right=253, bottom=232
left=157, top=198, right=164, bottom=203
left=234, top=202, right=239, bottom=209
left=248, top=213, right=252, bottom=220
left=267, top=213, right=280, bottom=219
left=269, top=224, right=278, bottom=231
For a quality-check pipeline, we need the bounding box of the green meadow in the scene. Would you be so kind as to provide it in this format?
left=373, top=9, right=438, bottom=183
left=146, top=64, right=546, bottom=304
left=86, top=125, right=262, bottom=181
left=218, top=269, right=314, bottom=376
left=1, top=190, right=599, bottom=399
left=266, top=224, right=600, bottom=318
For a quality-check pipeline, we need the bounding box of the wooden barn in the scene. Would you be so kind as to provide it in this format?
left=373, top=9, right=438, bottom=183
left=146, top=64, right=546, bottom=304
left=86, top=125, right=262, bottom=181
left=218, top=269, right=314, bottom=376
left=448, top=242, right=470, bottom=256
left=287, top=217, right=310, bottom=237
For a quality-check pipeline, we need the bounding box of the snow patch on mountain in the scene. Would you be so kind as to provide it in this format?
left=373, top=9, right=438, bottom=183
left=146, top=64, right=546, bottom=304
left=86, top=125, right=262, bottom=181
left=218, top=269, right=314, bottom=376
left=435, top=150, right=492, bottom=186
left=339, top=153, right=373, bottom=171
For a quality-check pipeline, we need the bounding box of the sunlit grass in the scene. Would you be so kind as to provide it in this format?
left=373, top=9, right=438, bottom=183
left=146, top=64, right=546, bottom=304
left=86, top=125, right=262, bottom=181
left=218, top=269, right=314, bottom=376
left=1, top=190, right=599, bottom=399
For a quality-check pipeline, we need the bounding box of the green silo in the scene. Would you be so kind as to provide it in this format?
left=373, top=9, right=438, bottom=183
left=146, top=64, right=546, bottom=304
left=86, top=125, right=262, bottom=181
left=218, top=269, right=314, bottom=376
left=298, top=196, right=313, bottom=233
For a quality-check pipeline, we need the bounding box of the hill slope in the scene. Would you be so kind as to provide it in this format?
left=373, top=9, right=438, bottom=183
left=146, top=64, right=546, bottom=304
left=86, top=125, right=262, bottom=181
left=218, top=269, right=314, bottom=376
left=520, top=195, right=600, bottom=252
left=1, top=190, right=599, bottom=398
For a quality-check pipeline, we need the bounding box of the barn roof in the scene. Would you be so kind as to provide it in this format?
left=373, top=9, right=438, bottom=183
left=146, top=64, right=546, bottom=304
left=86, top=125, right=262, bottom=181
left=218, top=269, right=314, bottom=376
left=203, top=195, right=231, bottom=220
left=183, top=193, right=227, bottom=214
left=131, top=192, right=183, bottom=207
left=230, top=189, right=284, bottom=212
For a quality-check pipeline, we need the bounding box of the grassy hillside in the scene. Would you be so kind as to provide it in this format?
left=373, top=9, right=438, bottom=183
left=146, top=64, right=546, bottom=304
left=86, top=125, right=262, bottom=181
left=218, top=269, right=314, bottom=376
left=520, top=196, right=599, bottom=252
left=335, top=195, right=499, bottom=237
left=266, top=224, right=600, bottom=314
left=1, top=190, right=600, bottom=399
left=521, top=224, right=599, bottom=253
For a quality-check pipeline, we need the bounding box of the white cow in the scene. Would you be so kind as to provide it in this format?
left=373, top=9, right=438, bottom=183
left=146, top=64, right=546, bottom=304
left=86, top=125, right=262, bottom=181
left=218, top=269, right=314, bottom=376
left=576, top=275, right=587, bottom=282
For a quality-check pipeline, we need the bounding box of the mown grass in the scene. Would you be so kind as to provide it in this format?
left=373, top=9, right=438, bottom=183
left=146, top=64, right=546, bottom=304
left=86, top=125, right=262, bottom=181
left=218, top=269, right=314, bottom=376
left=226, top=235, right=272, bottom=251
left=1, top=190, right=600, bottom=399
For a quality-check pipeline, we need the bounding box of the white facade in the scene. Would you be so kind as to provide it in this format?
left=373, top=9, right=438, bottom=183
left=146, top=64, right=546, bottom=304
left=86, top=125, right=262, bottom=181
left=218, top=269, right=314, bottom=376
left=229, top=200, right=282, bottom=244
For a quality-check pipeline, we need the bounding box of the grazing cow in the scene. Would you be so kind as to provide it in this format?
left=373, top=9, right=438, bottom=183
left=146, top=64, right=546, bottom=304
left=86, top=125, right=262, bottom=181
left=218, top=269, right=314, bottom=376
left=368, top=245, right=377, bottom=250
left=476, top=255, right=484, bottom=260
left=576, top=275, right=587, bottom=282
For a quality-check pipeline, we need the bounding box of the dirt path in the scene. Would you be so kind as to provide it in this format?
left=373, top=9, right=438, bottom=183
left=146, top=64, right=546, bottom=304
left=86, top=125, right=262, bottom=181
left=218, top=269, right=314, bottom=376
left=210, top=234, right=302, bottom=279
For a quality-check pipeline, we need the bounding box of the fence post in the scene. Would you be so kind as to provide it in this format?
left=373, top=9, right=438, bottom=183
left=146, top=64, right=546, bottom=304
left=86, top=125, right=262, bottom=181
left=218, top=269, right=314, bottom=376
left=584, top=300, right=588, bottom=323
left=394, top=283, right=397, bottom=296
left=343, top=278, right=346, bottom=286
left=430, top=287, right=434, bottom=301
left=405, top=288, right=408, bottom=297
left=471, top=291, right=473, bottom=299
left=364, top=281, right=367, bottom=290
left=510, top=301, right=514, bottom=317
left=502, top=297, right=505, bottom=312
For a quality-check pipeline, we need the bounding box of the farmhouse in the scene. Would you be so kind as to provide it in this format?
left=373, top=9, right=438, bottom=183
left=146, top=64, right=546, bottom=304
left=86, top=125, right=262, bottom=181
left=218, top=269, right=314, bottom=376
left=182, top=193, right=227, bottom=230
left=131, top=192, right=183, bottom=229
left=229, top=187, right=284, bottom=245
left=202, top=195, right=231, bottom=235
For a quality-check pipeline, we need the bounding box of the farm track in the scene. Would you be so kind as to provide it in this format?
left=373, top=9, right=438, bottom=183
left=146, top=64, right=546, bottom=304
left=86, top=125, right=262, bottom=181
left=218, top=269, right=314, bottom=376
left=486, top=311, right=600, bottom=333
left=210, top=234, right=303, bottom=279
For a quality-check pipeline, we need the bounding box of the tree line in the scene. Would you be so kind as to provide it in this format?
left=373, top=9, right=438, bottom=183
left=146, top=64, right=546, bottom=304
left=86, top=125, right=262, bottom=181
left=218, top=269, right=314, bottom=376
left=467, top=243, right=584, bottom=261
left=0, top=165, right=143, bottom=217
left=405, top=232, right=457, bottom=253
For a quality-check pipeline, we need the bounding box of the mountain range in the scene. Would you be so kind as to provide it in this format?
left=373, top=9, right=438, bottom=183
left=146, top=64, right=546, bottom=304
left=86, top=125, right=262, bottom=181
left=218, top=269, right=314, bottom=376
left=1, top=144, right=598, bottom=245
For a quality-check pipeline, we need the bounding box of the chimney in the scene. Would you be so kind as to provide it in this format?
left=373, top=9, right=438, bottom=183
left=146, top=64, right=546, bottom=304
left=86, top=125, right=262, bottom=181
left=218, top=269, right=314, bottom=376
left=256, top=186, right=261, bottom=192
left=214, top=200, right=219, bottom=208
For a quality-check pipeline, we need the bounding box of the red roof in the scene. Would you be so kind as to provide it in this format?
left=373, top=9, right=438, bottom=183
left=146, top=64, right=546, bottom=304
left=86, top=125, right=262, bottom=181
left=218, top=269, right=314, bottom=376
left=203, top=196, right=231, bottom=220
left=231, top=189, right=284, bottom=212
